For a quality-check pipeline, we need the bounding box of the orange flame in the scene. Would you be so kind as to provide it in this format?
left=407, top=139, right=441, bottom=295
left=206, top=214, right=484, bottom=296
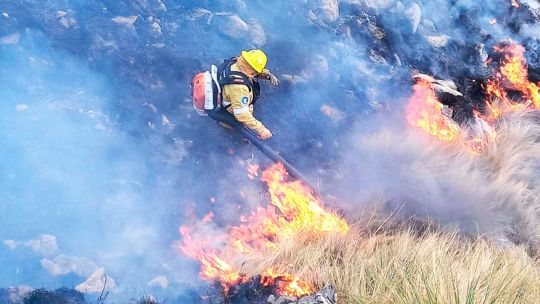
left=406, top=78, right=461, bottom=142
left=482, top=80, right=527, bottom=121
left=179, top=163, right=348, bottom=297
left=261, top=269, right=313, bottom=297
left=492, top=43, right=540, bottom=109
left=406, top=41, right=540, bottom=156
left=406, top=77, right=496, bottom=155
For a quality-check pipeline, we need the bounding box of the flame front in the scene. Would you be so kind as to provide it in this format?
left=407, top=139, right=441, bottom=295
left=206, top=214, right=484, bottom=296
left=492, top=43, right=540, bottom=109
left=407, top=41, right=540, bottom=155
left=406, top=78, right=461, bottom=142
left=261, top=269, right=314, bottom=297
left=179, top=163, right=348, bottom=297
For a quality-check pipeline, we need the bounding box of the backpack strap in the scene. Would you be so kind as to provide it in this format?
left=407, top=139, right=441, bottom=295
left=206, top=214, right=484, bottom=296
left=220, top=71, right=253, bottom=89
left=217, top=57, right=261, bottom=109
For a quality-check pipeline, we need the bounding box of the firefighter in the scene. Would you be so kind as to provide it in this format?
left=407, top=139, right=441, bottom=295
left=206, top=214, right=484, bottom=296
left=218, top=50, right=279, bottom=139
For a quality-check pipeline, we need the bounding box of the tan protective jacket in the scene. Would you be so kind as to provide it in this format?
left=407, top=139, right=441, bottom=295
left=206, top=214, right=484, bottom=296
left=221, top=62, right=269, bottom=136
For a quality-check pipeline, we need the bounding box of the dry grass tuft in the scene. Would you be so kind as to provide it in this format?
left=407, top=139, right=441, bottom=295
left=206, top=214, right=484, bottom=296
left=334, top=110, right=540, bottom=255
left=241, top=225, right=540, bottom=303
left=235, top=110, right=540, bottom=303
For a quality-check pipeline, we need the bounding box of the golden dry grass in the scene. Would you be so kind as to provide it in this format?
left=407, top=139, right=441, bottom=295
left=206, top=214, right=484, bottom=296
left=241, top=225, right=540, bottom=303
left=235, top=110, right=540, bottom=303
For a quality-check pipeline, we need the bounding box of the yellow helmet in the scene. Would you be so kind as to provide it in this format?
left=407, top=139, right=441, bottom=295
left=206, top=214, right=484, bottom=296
left=241, top=49, right=267, bottom=74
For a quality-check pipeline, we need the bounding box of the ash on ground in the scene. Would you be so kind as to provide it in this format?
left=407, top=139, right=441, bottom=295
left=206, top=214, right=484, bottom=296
left=205, top=278, right=336, bottom=304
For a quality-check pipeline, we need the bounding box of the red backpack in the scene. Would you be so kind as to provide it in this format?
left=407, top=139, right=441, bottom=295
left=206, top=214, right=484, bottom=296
left=191, top=65, right=221, bottom=116
left=191, top=58, right=260, bottom=116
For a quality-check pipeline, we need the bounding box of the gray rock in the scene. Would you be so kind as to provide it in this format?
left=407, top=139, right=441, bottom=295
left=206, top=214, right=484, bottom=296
left=41, top=254, right=99, bottom=277
left=76, top=268, right=117, bottom=293
left=297, top=285, right=337, bottom=304
left=368, top=23, right=385, bottom=40
left=478, top=43, right=488, bottom=65
left=307, top=9, right=318, bottom=23
left=267, top=285, right=337, bottom=304
left=404, top=2, right=422, bottom=33
left=426, top=35, right=450, bottom=48
left=189, top=8, right=214, bottom=24
left=112, top=15, right=138, bottom=28
left=155, top=0, right=167, bottom=12
left=247, top=19, right=267, bottom=47
left=56, top=10, right=77, bottom=29
left=522, top=0, right=540, bottom=10
left=359, top=0, right=397, bottom=10
left=0, top=286, right=33, bottom=304
left=267, top=295, right=298, bottom=304
left=310, top=0, right=340, bottom=23
left=413, top=74, right=462, bottom=97
left=148, top=17, right=162, bottom=34
left=215, top=13, right=249, bottom=39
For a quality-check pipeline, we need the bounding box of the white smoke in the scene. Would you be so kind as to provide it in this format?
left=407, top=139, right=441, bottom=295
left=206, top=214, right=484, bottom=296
left=336, top=110, right=540, bottom=253
left=1, top=0, right=539, bottom=302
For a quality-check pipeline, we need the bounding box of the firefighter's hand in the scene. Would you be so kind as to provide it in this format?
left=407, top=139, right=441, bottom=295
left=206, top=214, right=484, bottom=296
left=259, top=128, right=273, bottom=140
left=261, top=69, right=280, bottom=86
left=267, top=72, right=280, bottom=86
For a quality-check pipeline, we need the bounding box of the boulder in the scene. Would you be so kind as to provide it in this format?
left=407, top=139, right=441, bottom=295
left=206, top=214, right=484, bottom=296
left=426, top=35, right=450, bottom=48
left=188, top=8, right=214, bottom=24
left=41, top=254, right=99, bottom=277
left=112, top=15, right=138, bottom=28
left=0, top=286, right=33, bottom=304
left=359, top=0, right=397, bottom=10
left=309, top=0, right=340, bottom=23
left=404, top=2, right=422, bottom=33
left=215, top=13, right=249, bottom=39
left=248, top=19, right=267, bottom=47
left=76, top=268, right=117, bottom=293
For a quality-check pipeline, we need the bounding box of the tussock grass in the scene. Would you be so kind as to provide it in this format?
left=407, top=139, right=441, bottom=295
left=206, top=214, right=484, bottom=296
left=241, top=225, right=540, bottom=303
left=335, top=110, right=540, bottom=255
left=235, top=110, right=540, bottom=303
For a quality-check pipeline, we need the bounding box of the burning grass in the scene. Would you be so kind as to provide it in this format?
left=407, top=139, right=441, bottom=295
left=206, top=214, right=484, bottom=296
left=180, top=108, right=540, bottom=301
left=179, top=39, right=540, bottom=301
left=179, top=162, right=348, bottom=298
left=406, top=41, right=540, bottom=157
left=240, top=223, right=540, bottom=303
left=406, top=76, right=461, bottom=142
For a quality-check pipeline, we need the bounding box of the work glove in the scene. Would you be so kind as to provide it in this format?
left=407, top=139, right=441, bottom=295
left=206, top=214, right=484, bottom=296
left=268, top=72, right=280, bottom=86
left=259, top=128, right=273, bottom=140
left=262, top=69, right=280, bottom=86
